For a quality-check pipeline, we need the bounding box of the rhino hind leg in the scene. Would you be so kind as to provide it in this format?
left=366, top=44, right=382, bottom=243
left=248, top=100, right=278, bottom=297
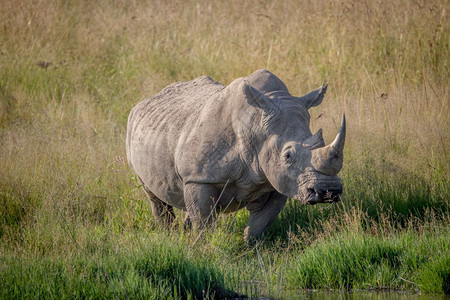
left=149, top=198, right=176, bottom=227
left=142, top=185, right=176, bottom=227
left=244, top=191, right=287, bottom=242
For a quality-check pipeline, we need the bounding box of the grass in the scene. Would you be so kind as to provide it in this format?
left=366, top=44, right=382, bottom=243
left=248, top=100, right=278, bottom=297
left=287, top=218, right=449, bottom=292
left=0, top=238, right=234, bottom=299
left=0, top=0, right=449, bottom=298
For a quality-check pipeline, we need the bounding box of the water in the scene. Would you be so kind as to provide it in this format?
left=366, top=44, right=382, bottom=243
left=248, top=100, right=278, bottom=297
left=281, top=291, right=449, bottom=300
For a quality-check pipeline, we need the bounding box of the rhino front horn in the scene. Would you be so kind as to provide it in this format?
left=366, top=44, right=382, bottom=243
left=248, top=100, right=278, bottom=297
left=311, top=114, right=346, bottom=176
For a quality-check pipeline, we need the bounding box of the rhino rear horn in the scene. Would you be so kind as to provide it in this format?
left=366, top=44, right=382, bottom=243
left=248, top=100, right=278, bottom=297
left=311, top=114, right=346, bottom=176
left=302, top=129, right=325, bottom=149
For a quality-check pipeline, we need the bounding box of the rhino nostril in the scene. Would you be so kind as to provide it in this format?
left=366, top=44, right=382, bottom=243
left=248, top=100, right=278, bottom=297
left=305, top=188, right=319, bottom=204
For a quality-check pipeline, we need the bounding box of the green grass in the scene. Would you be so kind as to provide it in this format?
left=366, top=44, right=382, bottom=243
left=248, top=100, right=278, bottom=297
left=0, top=238, right=234, bottom=299
left=288, top=228, right=450, bottom=292
left=0, top=0, right=449, bottom=298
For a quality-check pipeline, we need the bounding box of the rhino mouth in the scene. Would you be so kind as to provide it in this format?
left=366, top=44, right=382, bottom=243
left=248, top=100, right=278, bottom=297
left=294, top=172, right=343, bottom=205
left=301, top=187, right=342, bottom=205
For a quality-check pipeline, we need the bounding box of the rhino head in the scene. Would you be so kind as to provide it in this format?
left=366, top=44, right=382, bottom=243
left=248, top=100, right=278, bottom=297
left=240, top=75, right=345, bottom=205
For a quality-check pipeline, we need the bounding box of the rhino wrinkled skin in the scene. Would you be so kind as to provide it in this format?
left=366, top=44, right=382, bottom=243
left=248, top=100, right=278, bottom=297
left=126, top=70, right=345, bottom=241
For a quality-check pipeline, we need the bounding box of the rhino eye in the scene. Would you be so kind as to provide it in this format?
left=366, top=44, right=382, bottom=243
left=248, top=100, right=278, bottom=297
left=282, top=148, right=295, bottom=163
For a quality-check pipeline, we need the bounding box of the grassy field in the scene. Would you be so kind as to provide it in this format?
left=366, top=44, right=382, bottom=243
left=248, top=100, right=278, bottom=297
left=0, top=0, right=449, bottom=298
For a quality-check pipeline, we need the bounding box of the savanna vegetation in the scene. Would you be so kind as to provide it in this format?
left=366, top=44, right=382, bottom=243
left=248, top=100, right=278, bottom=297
left=0, top=0, right=449, bottom=298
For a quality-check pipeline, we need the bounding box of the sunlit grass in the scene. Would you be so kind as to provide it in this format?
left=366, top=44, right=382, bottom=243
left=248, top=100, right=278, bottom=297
left=0, top=0, right=449, bottom=297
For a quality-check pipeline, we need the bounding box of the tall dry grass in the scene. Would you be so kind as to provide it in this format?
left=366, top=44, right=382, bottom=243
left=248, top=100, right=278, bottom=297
left=0, top=0, right=449, bottom=296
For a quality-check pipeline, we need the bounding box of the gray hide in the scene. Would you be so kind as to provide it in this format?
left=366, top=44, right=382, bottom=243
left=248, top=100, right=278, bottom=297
left=126, top=69, right=345, bottom=241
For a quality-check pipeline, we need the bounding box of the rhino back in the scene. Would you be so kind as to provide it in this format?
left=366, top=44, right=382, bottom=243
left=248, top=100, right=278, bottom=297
left=126, top=76, right=224, bottom=208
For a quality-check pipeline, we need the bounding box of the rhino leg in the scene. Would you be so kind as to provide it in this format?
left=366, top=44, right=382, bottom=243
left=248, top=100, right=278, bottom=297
left=183, top=213, right=192, bottom=230
left=244, top=191, right=287, bottom=242
left=183, top=183, right=219, bottom=230
left=142, top=185, right=176, bottom=227
left=149, top=199, right=176, bottom=227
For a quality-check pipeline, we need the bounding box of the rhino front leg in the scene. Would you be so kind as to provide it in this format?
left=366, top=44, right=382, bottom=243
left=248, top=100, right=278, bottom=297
left=183, top=183, right=219, bottom=230
left=183, top=213, right=192, bottom=230
left=244, top=191, right=287, bottom=242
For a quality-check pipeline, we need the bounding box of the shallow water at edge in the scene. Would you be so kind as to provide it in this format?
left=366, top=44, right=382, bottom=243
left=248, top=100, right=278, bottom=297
left=277, top=291, right=449, bottom=300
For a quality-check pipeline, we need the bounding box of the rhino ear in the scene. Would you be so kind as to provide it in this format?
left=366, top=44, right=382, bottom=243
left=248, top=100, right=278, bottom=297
left=241, top=79, right=278, bottom=113
left=296, top=84, right=327, bottom=109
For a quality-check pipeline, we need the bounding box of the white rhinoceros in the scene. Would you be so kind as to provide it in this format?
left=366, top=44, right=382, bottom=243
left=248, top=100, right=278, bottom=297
left=126, top=69, right=345, bottom=241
